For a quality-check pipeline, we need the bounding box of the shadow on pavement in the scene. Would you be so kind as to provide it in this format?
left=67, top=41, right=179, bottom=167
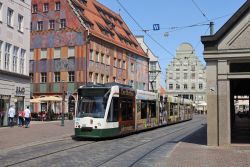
left=180, top=124, right=207, bottom=145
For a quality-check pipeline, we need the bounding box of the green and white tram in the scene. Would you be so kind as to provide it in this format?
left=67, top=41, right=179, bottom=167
left=74, top=83, right=193, bottom=139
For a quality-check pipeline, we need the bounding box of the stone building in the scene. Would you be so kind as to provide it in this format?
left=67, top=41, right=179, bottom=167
left=166, top=43, right=206, bottom=111
left=202, top=0, right=250, bottom=146
left=136, top=36, right=161, bottom=92
left=30, top=0, right=148, bottom=113
left=0, top=0, right=31, bottom=126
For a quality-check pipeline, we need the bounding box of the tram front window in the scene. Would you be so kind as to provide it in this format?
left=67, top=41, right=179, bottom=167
left=77, top=96, right=106, bottom=118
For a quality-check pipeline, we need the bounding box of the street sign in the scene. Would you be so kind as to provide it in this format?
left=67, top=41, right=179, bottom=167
left=153, top=24, right=160, bottom=31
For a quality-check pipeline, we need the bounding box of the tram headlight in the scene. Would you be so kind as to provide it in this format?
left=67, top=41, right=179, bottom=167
left=75, top=122, right=79, bottom=126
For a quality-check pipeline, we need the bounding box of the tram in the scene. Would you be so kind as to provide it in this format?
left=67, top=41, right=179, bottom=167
left=74, top=83, right=193, bottom=138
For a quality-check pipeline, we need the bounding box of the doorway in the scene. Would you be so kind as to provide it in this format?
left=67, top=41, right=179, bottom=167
left=230, top=79, right=250, bottom=143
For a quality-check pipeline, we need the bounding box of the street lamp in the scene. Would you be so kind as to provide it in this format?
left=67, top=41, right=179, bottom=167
left=61, top=80, right=65, bottom=126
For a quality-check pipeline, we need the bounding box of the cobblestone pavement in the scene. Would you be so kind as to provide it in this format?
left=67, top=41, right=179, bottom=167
left=0, top=120, right=74, bottom=151
left=0, top=116, right=206, bottom=167
left=165, top=122, right=250, bottom=167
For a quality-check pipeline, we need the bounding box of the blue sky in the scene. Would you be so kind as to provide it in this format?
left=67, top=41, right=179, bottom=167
left=98, top=0, right=246, bottom=87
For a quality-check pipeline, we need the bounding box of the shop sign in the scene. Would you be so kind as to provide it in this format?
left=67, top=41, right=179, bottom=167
left=16, top=87, right=25, bottom=95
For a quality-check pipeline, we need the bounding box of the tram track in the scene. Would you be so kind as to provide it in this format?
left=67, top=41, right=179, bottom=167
left=2, top=141, right=97, bottom=167
left=94, top=118, right=205, bottom=167
left=2, top=117, right=205, bottom=167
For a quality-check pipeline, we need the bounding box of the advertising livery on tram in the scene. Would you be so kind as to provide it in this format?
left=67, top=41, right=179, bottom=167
left=74, top=83, right=193, bottom=138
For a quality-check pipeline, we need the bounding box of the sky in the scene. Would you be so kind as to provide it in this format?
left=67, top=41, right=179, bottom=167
left=98, top=0, right=246, bottom=87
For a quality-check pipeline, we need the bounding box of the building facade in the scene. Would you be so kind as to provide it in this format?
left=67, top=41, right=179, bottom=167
left=202, top=1, right=250, bottom=146
left=166, top=43, right=206, bottom=110
left=0, top=0, right=31, bottom=126
left=30, top=0, right=148, bottom=113
left=136, top=36, right=161, bottom=92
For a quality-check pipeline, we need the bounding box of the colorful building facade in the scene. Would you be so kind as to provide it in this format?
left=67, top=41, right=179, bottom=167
left=30, top=0, right=148, bottom=113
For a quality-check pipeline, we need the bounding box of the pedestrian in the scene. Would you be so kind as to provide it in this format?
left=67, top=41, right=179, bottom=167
left=0, top=110, right=4, bottom=127
left=8, top=105, right=15, bottom=127
left=18, top=109, right=24, bottom=127
left=24, top=106, right=31, bottom=128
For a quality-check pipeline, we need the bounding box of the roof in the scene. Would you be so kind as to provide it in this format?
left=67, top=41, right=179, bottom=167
left=201, top=0, right=250, bottom=50
left=70, top=0, right=146, bottom=57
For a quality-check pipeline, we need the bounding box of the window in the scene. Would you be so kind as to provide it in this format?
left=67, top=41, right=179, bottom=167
left=118, top=59, right=121, bottom=68
left=150, top=72, right=156, bottom=80
left=101, top=53, right=104, bottom=63
left=184, top=73, right=188, bottom=79
left=12, top=46, right=18, bottom=72
left=184, top=84, right=188, bottom=90
left=130, top=80, right=134, bottom=87
left=43, top=3, right=49, bottom=12
left=191, top=65, right=195, bottom=71
left=149, top=101, right=156, bottom=118
left=54, top=48, right=61, bottom=58
left=4, top=43, right=11, bottom=70
left=114, top=58, right=117, bottom=67
left=54, top=72, right=60, bottom=82
left=41, top=49, right=47, bottom=59
left=176, top=84, right=180, bottom=90
left=0, top=3, right=3, bottom=22
left=191, top=73, right=195, bottom=79
left=49, top=20, right=55, bottom=30
left=176, top=73, right=180, bottom=79
left=169, top=73, right=173, bottom=79
left=150, top=62, right=156, bottom=71
left=106, top=55, right=110, bottom=65
left=7, top=8, right=13, bottom=27
left=101, top=74, right=104, bottom=84
left=141, top=101, right=147, bottom=119
left=18, top=14, right=24, bottom=32
left=37, top=21, right=43, bottom=31
left=199, top=83, right=203, bottom=89
left=20, top=49, right=25, bottom=74
left=122, top=61, right=126, bottom=69
left=41, top=73, right=47, bottom=83
left=169, top=84, right=173, bottom=90
left=29, top=73, right=34, bottom=83
left=60, top=19, right=66, bottom=29
left=113, top=76, right=116, bottom=82
left=121, top=99, right=133, bottom=121
left=68, top=71, right=74, bottom=82
left=176, top=68, right=180, bottom=71
left=89, top=50, right=94, bottom=61
left=191, top=83, right=195, bottom=90
left=106, top=76, right=109, bottom=83
left=95, top=73, right=98, bottom=83
left=32, top=4, right=38, bottom=13
left=131, top=62, right=134, bottom=72
left=95, top=52, right=99, bottom=62
left=68, top=47, right=74, bottom=57
left=89, top=72, right=93, bottom=82
left=55, top=2, right=61, bottom=11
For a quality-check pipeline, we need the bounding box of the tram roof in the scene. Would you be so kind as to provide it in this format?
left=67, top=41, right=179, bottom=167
left=79, top=82, right=132, bottom=89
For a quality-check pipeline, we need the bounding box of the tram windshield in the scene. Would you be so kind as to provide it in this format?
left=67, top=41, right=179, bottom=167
left=76, top=88, right=109, bottom=118
left=77, top=96, right=106, bottom=118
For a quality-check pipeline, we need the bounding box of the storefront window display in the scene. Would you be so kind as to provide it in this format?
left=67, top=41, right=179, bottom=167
left=0, top=95, right=11, bottom=127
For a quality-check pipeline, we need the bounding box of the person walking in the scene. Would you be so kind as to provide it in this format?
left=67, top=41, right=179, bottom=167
left=8, top=105, right=15, bottom=127
left=18, top=109, right=24, bottom=127
left=24, top=106, right=31, bottom=128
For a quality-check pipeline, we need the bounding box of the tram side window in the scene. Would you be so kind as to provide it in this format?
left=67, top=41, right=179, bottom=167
left=170, top=103, right=174, bottom=116
left=149, top=101, right=156, bottom=118
left=141, top=100, right=147, bottom=119
left=121, top=99, right=133, bottom=121
left=107, top=97, right=118, bottom=122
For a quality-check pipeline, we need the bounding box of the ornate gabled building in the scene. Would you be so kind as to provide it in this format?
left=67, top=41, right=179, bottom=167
left=0, top=0, right=31, bottom=126
left=30, top=0, right=148, bottom=113
left=136, top=36, right=161, bottom=92
left=166, top=43, right=206, bottom=109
